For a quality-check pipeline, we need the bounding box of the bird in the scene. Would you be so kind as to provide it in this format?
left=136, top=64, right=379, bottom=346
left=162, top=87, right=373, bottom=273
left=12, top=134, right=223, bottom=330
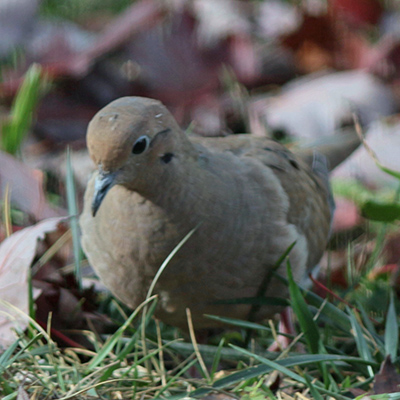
left=80, top=96, right=358, bottom=330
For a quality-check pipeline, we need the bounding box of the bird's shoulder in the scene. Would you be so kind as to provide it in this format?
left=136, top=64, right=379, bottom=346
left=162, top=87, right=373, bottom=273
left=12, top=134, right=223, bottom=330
left=190, top=133, right=311, bottom=177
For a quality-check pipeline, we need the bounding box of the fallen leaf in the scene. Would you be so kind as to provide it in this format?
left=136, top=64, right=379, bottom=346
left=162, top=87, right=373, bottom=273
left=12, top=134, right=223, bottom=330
left=331, top=0, right=383, bottom=27
left=73, top=0, right=163, bottom=75
left=193, top=0, right=250, bottom=45
left=17, top=386, right=30, bottom=400
left=282, top=14, right=337, bottom=73
left=0, top=217, right=65, bottom=348
left=0, top=150, right=65, bottom=220
left=373, top=355, right=400, bottom=394
left=255, top=0, right=301, bottom=39
left=25, top=148, right=94, bottom=198
left=249, top=70, right=396, bottom=139
left=332, top=197, right=361, bottom=232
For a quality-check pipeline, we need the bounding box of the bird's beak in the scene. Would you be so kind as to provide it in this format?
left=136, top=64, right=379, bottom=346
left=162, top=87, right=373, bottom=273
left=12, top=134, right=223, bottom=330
left=92, top=171, right=118, bottom=217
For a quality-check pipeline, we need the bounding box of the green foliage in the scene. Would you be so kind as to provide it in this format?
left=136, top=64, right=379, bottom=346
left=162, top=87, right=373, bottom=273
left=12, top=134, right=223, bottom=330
left=385, top=292, right=399, bottom=362
left=332, top=139, right=400, bottom=223
left=40, top=0, right=133, bottom=21
left=361, top=200, right=400, bottom=222
left=355, top=141, right=400, bottom=223
left=65, top=147, right=82, bottom=289
left=0, top=64, right=45, bottom=155
left=287, top=261, right=321, bottom=354
left=348, top=308, right=374, bottom=377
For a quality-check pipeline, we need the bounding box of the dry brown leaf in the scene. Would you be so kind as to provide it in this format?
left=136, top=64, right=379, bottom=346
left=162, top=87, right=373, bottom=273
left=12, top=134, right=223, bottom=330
left=0, top=150, right=64, bottom=220
left=373, top=355, right=400, bottom=394
left=0, top=217, right=64, bottom=348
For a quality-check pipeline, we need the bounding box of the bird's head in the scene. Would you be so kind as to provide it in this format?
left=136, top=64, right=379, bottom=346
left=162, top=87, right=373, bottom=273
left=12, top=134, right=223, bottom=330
left=87, top=96, right=189, bottom=216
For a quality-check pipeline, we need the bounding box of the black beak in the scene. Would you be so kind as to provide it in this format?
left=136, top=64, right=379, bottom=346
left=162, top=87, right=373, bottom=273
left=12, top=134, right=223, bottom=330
left=92, top=171, right=117, bottom=217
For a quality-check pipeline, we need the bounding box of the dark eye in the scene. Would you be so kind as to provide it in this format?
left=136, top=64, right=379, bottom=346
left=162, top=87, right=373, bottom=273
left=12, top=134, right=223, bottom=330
left=132, top=135, right=150, bottom=154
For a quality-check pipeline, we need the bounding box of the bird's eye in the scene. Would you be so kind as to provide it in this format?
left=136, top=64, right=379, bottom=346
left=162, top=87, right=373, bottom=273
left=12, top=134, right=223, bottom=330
left=132, top=135, right=150, bottom=154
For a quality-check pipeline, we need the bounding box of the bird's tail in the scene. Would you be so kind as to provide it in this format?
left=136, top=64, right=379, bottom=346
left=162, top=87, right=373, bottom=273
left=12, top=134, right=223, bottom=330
left=293, top=127, right=361, bottom=172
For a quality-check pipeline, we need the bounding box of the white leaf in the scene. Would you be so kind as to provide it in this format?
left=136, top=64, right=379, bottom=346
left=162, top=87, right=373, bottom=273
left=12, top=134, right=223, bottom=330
left=0, top=217, right=65, bottom=348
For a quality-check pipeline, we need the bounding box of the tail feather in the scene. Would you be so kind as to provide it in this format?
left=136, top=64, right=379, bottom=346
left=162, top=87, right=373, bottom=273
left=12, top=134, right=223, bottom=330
left=294, top=127, right=361, bottom=172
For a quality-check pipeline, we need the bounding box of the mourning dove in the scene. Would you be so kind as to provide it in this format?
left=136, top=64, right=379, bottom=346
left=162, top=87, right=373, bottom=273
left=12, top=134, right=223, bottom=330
left=80, top=96, right=358, bottom=330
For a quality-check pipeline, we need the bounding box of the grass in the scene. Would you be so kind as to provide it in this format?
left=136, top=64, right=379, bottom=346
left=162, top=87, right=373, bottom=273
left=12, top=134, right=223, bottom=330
left=1, top=233, right=399, bottom=399
left=0, top=64, right=45, bottom=156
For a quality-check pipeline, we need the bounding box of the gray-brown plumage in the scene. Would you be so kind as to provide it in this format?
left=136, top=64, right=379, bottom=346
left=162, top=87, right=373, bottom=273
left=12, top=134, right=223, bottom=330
left=80, top=96, right=357, bottom=330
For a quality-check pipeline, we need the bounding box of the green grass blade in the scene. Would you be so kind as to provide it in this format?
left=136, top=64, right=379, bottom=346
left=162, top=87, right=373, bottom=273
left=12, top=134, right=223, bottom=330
left=66, top=147, right=82, bottom=289
left=247, top=241, right=296, bottom=322
left=287, top=260, right=320, bottom=354
left=361, top=393, right=400, bottom=400
left=146, top=225, right=199, bottom=301
left=28, top=269, right=35, bottom=320
left=228, top=346, right=351, bottom=400
left=304, top=373, right=325, bottom=400
left=205, top=315, right=271, bottom=331
left=348, top=307, right=374, bottom=377
left=1, top=64, right=44, bottom=155
left=259, top=269, right=352, bottom=333
left=357, top=301, right=385, bottom=356
left=385, top=291, right=398, bottom=361
left=155, top=358, right=198, bottom=397
left=87, top=295, right=157, bottom=371
left=212, top=296, right=289, bottom=307
left=2, top=393, right=17, bottom=400
left=185, top=353, right=375, bottom=399
left=304, top=290, right=352, bottom=332
left=210, top=338, right=225, bottom=379
left=357, top=301, right=378, bottom=337
left=119, top=299, right=158, bottom=360
left=0, top=339, right=20, bottom=368
left=231, top=344, right=308, bottom=384
left=376, top=162, right=400, bottom=181
left=0, top=333, right=43, bottom=373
